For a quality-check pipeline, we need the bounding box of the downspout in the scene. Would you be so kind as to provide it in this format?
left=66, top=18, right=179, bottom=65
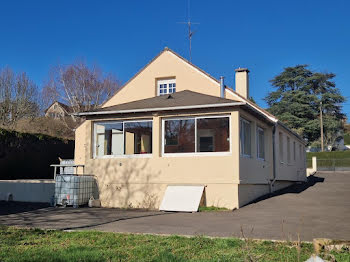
left=270, top=123, right=277, bottom=193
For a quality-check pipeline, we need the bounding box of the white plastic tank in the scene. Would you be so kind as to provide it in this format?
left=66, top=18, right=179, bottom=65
left=55, top=175, right=97, bottom=207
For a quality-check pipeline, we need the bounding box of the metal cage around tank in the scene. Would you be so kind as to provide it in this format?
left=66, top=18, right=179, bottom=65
left=50, top=162, right=98, bottom=207
left=54, top=174, right=97, bottom=207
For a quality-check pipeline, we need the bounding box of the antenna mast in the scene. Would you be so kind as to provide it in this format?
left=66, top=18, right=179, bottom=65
left=178, top=0, right=199, bottom=62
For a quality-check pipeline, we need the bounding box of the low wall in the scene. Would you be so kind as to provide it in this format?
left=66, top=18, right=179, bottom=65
left=0, top=180, right=55, bottom=203
left=307, top=156, right=317, bottom=176
left=238, top=181, right=294, bottom=208
left=98, top=181, right=239, bottom=210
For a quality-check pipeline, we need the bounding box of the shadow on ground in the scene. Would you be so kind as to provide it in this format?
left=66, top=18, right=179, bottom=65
left=0, top=201, right=170, bottom=231
left=246, top=175, right=325, bottom=206
left=0, top=201, right=50, bottom=215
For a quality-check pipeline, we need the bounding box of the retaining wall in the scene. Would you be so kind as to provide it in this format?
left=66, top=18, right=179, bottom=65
left=0, top=180, right=55, bottom=203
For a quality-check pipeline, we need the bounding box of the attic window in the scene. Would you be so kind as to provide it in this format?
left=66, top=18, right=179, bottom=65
left=157, top=79, right=176, bottom=96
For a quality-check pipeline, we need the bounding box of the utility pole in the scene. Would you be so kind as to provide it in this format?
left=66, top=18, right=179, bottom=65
left=320, top=101, right=324, bottom=152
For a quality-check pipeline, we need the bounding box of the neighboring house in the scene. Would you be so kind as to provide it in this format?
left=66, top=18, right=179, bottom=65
left=45, top=101, right=72, bottom=119
left=74, top=47, right=307, bottom=210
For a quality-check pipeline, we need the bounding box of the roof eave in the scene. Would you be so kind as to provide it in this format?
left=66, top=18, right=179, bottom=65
left=240, top=104, right=275, bottom=125
left=74, top=102, right=246, bottom=116
left=276, top=120, right=306, bottom=145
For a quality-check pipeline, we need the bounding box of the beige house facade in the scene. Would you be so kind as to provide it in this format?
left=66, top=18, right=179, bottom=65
left=74, top=48, right=307, bottom=210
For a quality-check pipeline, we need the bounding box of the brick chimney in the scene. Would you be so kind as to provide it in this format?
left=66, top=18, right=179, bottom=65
left=235, top=68, right=249, bottom=99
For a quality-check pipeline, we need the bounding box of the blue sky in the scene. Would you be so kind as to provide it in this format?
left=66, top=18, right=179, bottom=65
left=0, top=0, right=349, bottom=117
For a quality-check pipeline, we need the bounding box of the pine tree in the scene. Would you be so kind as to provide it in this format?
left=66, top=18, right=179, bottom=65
left=265, top=65, right=345, bottom=146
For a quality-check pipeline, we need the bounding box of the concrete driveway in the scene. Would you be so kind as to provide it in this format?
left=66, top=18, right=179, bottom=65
left=1, top=171, right=349, bottom=241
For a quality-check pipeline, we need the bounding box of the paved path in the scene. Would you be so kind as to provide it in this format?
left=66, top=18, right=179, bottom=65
left=1, top=172, right=349, bottom=241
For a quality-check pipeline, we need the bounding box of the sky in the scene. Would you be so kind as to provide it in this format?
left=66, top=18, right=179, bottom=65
left=0, top=0, right=349, bottom=118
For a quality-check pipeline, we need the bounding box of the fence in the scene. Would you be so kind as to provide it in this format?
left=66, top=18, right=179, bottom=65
left=307, top=158, right=350, bottom=171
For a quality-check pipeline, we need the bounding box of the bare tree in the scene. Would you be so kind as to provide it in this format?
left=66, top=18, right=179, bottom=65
left=0, top=67, right=13, bottom=124
left=42, top=60, right=120, bottom=114
left=0, top=67, right=39, bottom=125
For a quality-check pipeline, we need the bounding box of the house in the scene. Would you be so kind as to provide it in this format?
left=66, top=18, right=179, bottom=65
left=74, top=47, right=307, bottom=210
left=45, top=101, right=73, bottom=119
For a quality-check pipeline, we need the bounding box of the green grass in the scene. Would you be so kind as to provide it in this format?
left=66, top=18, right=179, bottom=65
left=0, top=226, right=349, bottom=262
left=307, top=150, right=350, bottom=160
left=344, top=133, right=350, bottom=144
left=306, top=151, right=350, bottom=168
left=198, top=206, right=230, bottom=212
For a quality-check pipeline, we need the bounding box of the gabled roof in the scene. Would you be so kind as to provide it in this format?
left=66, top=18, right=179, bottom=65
left=101, top=47, right=276, bottom=120
left=77, top=90, right=244, bottom=116
left=58, top=102, right=73, bottom=113
left=94, top=47, right=305, bottom=144
left=100, top=47, right=221, bottom=108
left=45, top=101, right=73, bottom=114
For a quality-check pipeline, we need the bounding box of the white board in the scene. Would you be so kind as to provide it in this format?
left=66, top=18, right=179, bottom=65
left=159, top=185, right=204, bottom=212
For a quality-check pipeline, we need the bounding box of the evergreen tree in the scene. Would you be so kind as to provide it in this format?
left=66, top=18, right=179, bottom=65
left=265, top=65, right=345, bottom=146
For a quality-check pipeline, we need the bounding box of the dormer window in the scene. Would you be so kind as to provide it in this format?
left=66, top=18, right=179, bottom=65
left=157, top=79, right=176, bottom=96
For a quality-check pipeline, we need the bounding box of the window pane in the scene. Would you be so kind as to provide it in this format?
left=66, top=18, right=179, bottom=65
left=279, top=133, right=283, bottom=161
left=240, top=119, right=243, bottom=155
left=287, top=137, right=291, bottom=163
left=240, top=119, right=251, bottom=156
left=244, top=122, right=251, bottom=155
left=95, top=122, right=123, bottom=156
left=164, top=119, right=195, bottom=153
left=124, top=121, right=152, bottom=155
left=197, top=117, right=229, bottom=152
left=158, top=79, right=176, bottom=96
left=293, top=141, right=296, bottom=161
left=257, top=128, right=265, bottom=159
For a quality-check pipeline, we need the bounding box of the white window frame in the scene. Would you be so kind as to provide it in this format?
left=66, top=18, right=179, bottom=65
left=256, top=126, right=265, bottom=161
left=157, top=78, right=176, bottom=96
left=161, top=115, right=231, bottom=157
left=93, top=119, right=153, bottom=159
left=240, top=118, right=252, bottom=158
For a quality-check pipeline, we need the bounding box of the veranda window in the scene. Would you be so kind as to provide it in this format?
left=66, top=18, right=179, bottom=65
left=163, top=116, right=230, bottom=154
left=94, top=120, right=152, bottom=157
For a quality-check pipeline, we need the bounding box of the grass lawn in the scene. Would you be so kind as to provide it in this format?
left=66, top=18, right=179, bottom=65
left=1, top=227, right=349, bottom=262
left=306, top=151, right=350, bottom=168
left=198, top=206, right=230, bottom=212
left=344, top=133, right=350, bottom=145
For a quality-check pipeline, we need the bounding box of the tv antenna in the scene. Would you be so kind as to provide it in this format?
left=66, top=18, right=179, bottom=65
left=178, top=0, right=199, bottom=62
